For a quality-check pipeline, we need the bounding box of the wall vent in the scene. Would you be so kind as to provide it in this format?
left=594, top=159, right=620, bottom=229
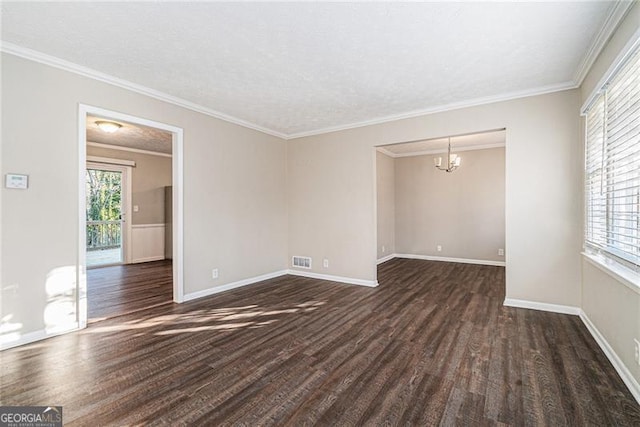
left=292, top=256, right=312, bottom=269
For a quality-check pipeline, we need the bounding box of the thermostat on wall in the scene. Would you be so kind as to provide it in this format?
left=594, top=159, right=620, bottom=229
left=5, top=173, right=29, bottom=189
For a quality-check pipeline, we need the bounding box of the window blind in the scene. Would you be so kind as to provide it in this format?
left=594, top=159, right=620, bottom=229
left=584, top=44, right=640, bottom=271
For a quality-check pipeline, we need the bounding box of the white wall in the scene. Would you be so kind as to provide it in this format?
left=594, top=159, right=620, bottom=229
left=1, top=53, right=288, bottom=343
left=582, top=260, right=640, bottom=383
left=2, top=23, right=602, bottom=351
left=394, top=147, right=505, bottom=262
left=287, top=89, right=582, bottom=306
left=579, top=3, right=640, bottom=388
left=376, top=151, right=395, bottom=260
left=288, top=137, right=377, bottom=281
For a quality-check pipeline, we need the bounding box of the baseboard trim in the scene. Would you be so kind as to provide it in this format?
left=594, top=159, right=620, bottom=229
left=183, top=270, right=289, bottom=302
left=132, top=256, right=165, bottom=264
left=395, top=253, right=505, bottom=267
left=287, top=269, right=378, bottom=287
left=580, top=311, right=640, bottom=404
left=1, top=324, right=80, bottom=351
left=503, top=298, right=581, bottom=315
left=376, top=254, right=396, bottom=265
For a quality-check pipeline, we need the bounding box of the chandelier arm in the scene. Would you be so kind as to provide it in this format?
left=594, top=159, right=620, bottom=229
left=434, top=137, right=461, bottom=173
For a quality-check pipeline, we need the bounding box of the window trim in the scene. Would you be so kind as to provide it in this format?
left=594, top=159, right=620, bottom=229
left=582, top=27, right=640, bottom=285
left=581, top=27, right=640, bottom=114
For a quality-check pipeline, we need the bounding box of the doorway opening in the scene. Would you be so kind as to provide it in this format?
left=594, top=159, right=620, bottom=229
left=374, top=128, right=506, bottom=282
left=78, top=105, right=184, bottom=328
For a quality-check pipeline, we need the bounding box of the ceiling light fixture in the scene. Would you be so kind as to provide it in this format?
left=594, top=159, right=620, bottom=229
left=95, top=121, right=122, bottom=133
left=434, top=138, right=461, bottom=173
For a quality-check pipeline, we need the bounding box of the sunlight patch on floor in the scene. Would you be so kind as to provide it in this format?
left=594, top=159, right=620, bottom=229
left=84, top=301, right=328, bottom=335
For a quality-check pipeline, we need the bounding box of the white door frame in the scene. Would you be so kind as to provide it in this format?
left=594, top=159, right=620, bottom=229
left=78, top=104, right=185, bottom=329
left=86, top=161, right=133, bottom=265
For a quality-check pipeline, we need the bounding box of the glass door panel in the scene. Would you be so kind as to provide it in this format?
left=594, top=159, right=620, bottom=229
left=86, top=168, right=123, bottom=267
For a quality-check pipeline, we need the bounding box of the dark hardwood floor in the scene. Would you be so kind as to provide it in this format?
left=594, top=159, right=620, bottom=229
left=2, top=258, right=639, bottom=425
left=87, top=260, right=173, bottom=321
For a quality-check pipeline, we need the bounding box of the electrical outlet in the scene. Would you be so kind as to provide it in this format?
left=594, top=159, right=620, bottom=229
left=212, top=268, right=219, bottom=279
left=436, top=245, right=442, bottom=252
left=498, top=248, right=505, bottom=256
left=634, top=339, right=640, bottom=366
left=323, top=259, right=329, bottom=268
left=382, top=245, right=386, bottom=253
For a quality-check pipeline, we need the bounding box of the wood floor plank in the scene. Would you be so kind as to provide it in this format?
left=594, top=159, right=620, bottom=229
left=2, top=259, right=639, bottom=426
left=87, top=260, right=173, bottom=321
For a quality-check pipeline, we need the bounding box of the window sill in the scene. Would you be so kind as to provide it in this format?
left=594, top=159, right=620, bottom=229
left=582, top=252, right=640, bottom=295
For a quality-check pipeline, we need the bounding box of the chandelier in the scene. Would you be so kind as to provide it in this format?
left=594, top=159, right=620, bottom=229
left=434, top=138, right=461, bottom=173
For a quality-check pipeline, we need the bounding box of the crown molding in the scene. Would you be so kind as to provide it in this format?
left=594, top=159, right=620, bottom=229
left=573, top=1, right=636, bottom=86
left=2, top=41, right=580, bottom=141
left=87, top=141, right=172, bottom=158
left=286, top=81, right=576, bottom=140
left=0, top=42, right=289, bottom=140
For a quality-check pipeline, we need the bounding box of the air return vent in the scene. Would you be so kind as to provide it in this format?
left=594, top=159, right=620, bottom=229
left=292, top=256, right=312, bottom=269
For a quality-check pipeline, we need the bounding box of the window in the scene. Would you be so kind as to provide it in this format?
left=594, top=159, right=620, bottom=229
left=584, top=43, right=640, bottom=273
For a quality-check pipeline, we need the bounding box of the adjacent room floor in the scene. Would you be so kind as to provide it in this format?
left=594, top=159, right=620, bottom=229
left=87, top=259, right=173, bottom=322
left=2, top=259, right=639, bottom=425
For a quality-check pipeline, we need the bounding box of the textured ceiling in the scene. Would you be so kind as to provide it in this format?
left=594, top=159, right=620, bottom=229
left=381, top=130, right=506, bottom=156
left=87, top=115, right=172, bottom=154
left=2, top=2, right=617, bottom=137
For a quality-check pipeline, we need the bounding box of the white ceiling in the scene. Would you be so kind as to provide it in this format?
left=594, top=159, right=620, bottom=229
left=1, top=2, right=624, bottom=138
left=87, top=115, right=172, bottom=154
left=380, top=129, right=506, bottom=157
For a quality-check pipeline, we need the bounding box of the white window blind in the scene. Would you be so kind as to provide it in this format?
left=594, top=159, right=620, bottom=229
left=585, top=44, right=640, bottom=271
